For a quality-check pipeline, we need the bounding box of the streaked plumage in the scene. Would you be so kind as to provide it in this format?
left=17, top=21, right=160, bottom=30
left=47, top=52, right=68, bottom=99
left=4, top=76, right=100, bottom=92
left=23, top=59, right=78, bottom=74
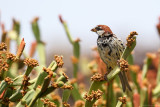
left=91, top=25, right=131, bottom=92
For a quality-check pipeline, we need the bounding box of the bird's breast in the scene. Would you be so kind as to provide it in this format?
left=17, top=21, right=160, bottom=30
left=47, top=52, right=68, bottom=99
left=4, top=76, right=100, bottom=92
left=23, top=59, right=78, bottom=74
left=97, top=36, right=125, bottom=70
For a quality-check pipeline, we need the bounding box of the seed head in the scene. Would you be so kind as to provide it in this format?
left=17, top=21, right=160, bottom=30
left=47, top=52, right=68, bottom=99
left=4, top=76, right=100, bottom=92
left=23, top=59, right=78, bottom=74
left=63, top=102, right=70, bottom=107
left=4, top=77, right=13, bottom=84
left=118, top=59, right=129, bottom=72
left=41, top=98, right=56, bottom=107
left=74, top=38, right=81, bottom=42
left=146, top=53, right=156, bottom=59
left=51, top=82, right=58, bottom=88
left=7, top=53, right=17, bottom=61
left=0, top=42, right=7, bottom=51
left=90, top=73, right=104, bottom=81
left=126, top=31, right=138, bottom=48
left=24, top=58, right=39, bottom=68
left=62, top=72, right=69, bottom=81
left=70, top=78, right=77, bottom=84
left=84, top=89, right=103, bottom=101
left=51, top=94, right=61, bottom=102
left=0, top=62, right=9, bottom=72
left=54, top=55, right=64, bottom=68
left=129, top=65, right=140, bottom=73
left=61, top=84, right=73, bottom=90
left=71, top=56, right=79, bottom=64
left=118, top=97, right=127, bottom=104
left=74, top=100, right=85, bottom=107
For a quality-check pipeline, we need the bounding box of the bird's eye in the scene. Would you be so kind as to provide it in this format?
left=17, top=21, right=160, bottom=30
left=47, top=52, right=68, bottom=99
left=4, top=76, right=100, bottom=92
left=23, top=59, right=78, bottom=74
left=95, top=27, right=101, bottom=31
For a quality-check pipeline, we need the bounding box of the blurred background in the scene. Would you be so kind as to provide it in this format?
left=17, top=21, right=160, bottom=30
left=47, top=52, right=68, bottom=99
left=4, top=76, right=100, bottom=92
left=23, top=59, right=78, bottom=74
left=0, top=0, right=160, bottom=69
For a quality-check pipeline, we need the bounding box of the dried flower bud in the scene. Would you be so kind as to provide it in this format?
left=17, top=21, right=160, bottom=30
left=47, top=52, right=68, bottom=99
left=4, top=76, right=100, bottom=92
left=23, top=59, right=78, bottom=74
left=118, top=59, right=129, bottom=72
left=1, top=97, right=9, bottom=106
left=126, top=31, right=138, bottom=48
left=118, top=97, right=127, bottom=104
left=84, top=89, right=103, bottom=101
left=61, top=84, right=73, bottom=90
left=70, top=78, right=77, bottom=84
left=24, top=58, right=39, bottom=68
left=43, top=67, right=51, bottom=73
left=146, top=53, right=156, bottom=59
left=59, top=15, right=64, bottom=23
left=41, top=98, right=56, bottom=107
left=0, top=42, right=7, bottom=51
left=74, top=100, right=85, bottom=107
left=1, top=23, right=5, bottom=33
left=63, top=102, right=70, bottom=107
left=62, top=72, right=69, bottom=81
left=95, top=98, right=106, bottom=106
left=84, top=93, right=93, bottom=101
left=22, top=75, right=30, bottom=88
left=51, top=94, right=61, bottom=102
left=32, top=17, right=39, bottom=23
left=7, top=53, right=17, bottom=61
left=129, top=65, right=140, bottom=73
left=51, top=82, right=58, bottom=88
left=21, top=75, right=30, bottom=96
left=90, top=73, right=104, bottom=81
left=74, top=38, right=81, bottom=42
left=157, top=17, right=160, bottom=36
left=16, top=38, right=25, bottom=58
left=71, top=56, right=79, bottom=64
left=54, top=55, right=64, bottom=68
left=0, top=62, right=9, bottom=72
left=91, top=89, right=103, bottom=100
left=29, top=42, right=37, bottom=57
left=4, top=77, right=13, bottom=84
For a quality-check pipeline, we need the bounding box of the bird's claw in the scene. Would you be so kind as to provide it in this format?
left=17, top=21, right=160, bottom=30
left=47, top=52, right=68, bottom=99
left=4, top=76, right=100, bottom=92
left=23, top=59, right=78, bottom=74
left=104, top=73, right=108, bottom=81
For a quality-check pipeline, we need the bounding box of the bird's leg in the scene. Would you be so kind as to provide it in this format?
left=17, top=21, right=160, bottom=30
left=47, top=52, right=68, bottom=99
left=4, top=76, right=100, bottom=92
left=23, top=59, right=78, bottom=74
left=104, top=72, right=108, bottom=81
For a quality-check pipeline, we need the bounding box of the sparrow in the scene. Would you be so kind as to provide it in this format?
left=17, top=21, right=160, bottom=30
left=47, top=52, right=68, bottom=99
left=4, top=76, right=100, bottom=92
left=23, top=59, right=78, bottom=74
left=91, top=25, right=132, bottom=92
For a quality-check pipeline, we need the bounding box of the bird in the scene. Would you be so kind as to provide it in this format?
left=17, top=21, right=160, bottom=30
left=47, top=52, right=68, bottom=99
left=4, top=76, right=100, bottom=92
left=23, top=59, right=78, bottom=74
left=91, top=25, right=132, bottom=92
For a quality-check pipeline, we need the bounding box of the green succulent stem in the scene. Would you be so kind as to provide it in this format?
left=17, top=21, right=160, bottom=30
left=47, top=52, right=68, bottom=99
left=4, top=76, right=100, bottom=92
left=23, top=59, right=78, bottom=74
left=142, top=57, right=152, bottom=80
left=0, top=81, right=9, bottom=95
left=24, top=66, right=33, bottom=76
left=31, top=18, right=41, bottom=43
left=37, top=42, right=46, bottom=67
left=62, top=82, right=72, bottom=107
left=28, top=87, right=41, bottom=107
left=33, top=62, right=57, bottom=90
left=107, top=81, right=116, bottom=107
left=140, top=87, right=148, bottom=106
left=60, top=17, right=81, bottom=101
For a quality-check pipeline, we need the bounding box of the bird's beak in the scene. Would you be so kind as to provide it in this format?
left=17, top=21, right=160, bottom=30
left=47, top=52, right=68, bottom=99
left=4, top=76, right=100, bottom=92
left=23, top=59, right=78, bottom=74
left=91, top=28, right=97, bottom=32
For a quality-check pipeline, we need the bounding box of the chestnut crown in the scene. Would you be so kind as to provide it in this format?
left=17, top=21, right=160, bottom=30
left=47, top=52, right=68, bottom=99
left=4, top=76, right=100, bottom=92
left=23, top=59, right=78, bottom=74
left=91, top=25, right=113, bottom=37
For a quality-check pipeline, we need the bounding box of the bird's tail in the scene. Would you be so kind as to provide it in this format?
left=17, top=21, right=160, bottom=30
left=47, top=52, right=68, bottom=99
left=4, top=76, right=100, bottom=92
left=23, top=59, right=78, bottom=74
left=118, top=72, right=132, bottom=92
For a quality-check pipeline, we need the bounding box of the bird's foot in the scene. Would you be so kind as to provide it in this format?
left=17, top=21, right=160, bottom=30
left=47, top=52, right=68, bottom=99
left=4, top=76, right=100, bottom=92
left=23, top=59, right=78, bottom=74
left=104, top=73, right=108, bottom=81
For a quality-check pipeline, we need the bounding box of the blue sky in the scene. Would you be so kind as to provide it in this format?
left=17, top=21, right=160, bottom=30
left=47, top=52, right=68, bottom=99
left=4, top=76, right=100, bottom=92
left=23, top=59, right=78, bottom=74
left=0, top=0, right=160, bottom=63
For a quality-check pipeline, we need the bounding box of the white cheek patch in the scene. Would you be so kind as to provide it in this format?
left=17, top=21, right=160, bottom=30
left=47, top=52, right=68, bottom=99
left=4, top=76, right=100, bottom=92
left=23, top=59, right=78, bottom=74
left=97, top=30, right=105, bottom=36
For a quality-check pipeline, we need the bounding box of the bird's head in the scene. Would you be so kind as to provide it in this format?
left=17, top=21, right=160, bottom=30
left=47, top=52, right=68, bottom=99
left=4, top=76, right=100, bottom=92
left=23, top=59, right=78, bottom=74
left=91, top=25, right=113, bottom=37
